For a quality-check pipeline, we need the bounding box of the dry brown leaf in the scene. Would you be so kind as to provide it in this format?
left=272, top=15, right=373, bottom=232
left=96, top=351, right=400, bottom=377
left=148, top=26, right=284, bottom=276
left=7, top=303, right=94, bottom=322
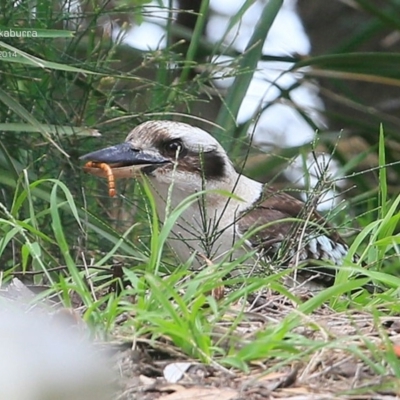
left=158, top=384, right=186, bottom=393
left=258, top=371, right=290, bottom=381
left=158, top=387, right=238, bottom=400
left=139, top=375, right=156, bottom=385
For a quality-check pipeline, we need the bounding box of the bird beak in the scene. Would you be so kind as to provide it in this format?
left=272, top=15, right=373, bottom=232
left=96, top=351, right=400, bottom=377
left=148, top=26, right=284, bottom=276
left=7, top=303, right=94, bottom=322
left=80, top=142, right=170, bottom=178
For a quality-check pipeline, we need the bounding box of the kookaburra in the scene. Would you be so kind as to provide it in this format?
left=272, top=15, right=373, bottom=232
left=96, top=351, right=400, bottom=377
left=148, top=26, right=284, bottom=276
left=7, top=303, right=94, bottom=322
left=81, top=120, right=353, bottom=286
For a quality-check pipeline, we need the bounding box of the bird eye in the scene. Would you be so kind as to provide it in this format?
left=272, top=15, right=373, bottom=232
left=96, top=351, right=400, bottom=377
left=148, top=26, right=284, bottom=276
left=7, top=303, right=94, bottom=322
left=164, top=139, right=184, bottom=156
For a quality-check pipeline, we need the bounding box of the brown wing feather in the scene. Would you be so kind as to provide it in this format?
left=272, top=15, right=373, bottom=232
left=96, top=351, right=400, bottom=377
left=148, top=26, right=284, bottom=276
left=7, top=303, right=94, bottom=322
left=237, top=186, right=348, bottom=273
left=236, top=186, right=381, bottom=293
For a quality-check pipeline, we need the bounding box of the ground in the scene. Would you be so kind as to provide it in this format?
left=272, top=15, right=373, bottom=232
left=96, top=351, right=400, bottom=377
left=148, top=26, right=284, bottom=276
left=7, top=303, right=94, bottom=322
left=111, top=291, right=400, bottom=400
left=2, top=278, right=400, bottom=400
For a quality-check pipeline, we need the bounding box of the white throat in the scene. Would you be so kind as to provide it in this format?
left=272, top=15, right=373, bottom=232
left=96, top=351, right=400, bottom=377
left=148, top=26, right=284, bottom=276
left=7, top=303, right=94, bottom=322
left=145, top=172, right=263, bottom=266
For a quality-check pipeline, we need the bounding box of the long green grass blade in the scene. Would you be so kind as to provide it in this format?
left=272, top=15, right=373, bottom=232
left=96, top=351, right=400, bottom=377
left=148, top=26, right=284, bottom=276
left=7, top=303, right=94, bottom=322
left=213, top=0, right=284, bottom=145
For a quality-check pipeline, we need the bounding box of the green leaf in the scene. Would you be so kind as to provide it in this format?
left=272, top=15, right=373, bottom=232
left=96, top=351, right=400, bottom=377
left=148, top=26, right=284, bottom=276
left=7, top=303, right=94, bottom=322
left=213, top=0, right=284, bottom=146
left=0, top=123, right=101, bottom=137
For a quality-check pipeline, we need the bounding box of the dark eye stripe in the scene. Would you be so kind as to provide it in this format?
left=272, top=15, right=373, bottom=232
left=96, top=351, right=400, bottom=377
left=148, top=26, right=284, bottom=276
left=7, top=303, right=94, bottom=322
left=179, top=150, right=226, bottom=180
left=153, top=137, right=226, bottom=180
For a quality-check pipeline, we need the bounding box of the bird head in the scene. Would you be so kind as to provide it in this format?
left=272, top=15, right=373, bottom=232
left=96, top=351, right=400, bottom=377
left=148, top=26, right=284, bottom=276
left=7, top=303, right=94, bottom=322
left=81, top=121, right=236, bottom=192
